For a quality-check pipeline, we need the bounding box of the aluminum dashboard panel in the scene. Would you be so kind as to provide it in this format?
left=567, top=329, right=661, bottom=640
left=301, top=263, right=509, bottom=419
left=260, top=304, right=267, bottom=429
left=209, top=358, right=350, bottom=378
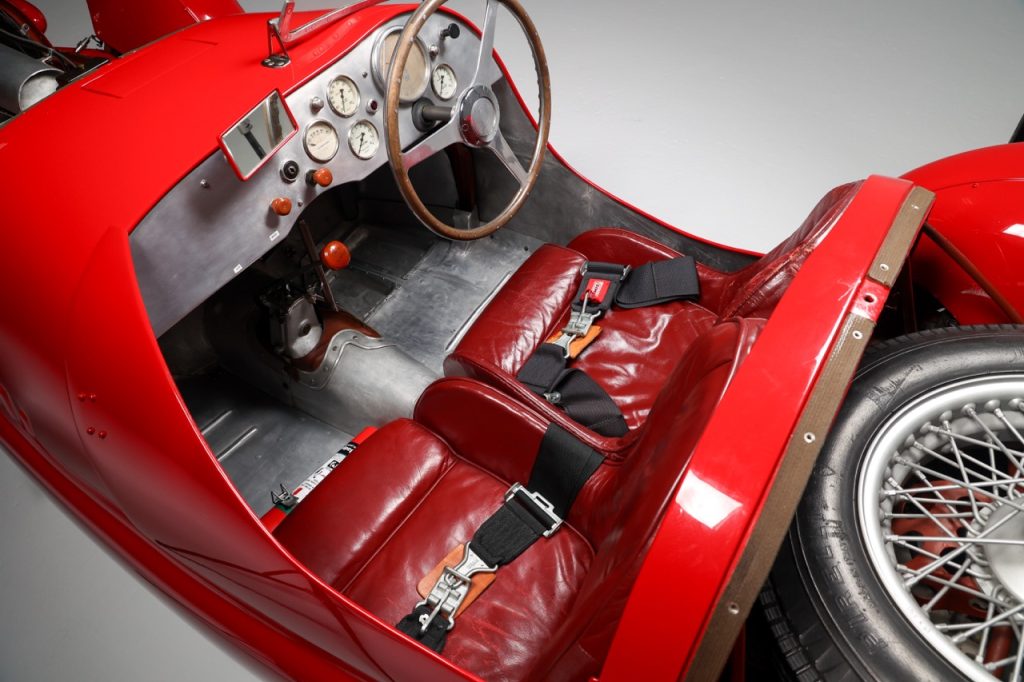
left=131, top=12, right=491, bottom=337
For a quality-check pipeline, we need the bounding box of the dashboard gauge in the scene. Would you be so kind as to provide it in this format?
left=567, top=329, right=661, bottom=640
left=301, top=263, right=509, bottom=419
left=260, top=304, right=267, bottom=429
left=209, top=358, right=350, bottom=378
left=327, top=76, right=359, bottom=117
left=373, top=27, right=429, bottom=102
left=348, top=120, right=379, bottom=160
left=431, top=64, right=458, bottom=100
left=303, top=120, right=339, bottom=162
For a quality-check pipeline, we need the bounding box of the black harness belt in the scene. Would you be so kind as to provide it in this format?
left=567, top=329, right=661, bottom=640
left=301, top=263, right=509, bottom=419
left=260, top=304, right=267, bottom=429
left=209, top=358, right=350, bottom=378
left=515, top=256, right=701, bottom=437
left=396, top=424, right=602, bottom=653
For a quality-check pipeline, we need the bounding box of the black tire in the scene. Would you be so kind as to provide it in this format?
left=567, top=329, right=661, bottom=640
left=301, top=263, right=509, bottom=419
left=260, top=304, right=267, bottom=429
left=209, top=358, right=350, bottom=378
left=765, top=325, right=1024, bottom=682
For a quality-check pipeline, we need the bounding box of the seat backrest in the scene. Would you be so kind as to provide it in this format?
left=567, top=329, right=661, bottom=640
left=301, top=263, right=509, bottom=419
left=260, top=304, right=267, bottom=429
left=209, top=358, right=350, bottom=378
left=704, top=182, right=861, bottom=320
left=536, top=316, right=764, bottom=679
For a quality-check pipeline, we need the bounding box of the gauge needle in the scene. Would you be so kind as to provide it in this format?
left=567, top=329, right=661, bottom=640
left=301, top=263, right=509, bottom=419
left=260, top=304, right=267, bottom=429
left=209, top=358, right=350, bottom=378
left=359, top=132, right=366, bottom=153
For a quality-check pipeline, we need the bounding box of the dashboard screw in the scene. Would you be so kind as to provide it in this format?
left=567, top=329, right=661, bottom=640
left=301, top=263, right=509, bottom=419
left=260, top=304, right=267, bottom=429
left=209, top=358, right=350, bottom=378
left=200, top=179, right=210, bottom=189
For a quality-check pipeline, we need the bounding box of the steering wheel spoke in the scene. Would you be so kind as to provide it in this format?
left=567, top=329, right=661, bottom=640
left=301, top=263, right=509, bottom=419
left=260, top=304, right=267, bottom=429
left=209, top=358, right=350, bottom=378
left=471, top=0, right=500, bottom=86
left=401, top=118, right=462, bottom=169
left=488, top=131, right=529, bottom=186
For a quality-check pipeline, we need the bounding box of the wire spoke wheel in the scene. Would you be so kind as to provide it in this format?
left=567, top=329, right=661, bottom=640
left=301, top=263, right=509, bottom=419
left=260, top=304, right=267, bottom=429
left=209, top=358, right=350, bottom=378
left=764, top=327, right=1024, bottom=682
left=859, top=376, right=1024, bottom=681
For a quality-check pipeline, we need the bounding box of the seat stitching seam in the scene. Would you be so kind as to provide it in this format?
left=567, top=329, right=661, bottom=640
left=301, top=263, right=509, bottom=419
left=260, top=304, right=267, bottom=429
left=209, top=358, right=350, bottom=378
left=340, top=446, right=458, bottom=593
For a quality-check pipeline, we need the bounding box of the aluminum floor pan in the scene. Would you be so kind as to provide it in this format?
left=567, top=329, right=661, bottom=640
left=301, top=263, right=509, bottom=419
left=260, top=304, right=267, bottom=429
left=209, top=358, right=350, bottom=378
left=177, top=372, right=353, bottom=516
left=359, top=228, right=540, bottom=372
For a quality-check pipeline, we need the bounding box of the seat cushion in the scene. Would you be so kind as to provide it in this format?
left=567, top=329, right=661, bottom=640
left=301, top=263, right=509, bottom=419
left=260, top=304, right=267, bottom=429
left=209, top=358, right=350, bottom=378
left=275, top=418, right=594, bottom=682
left=445, top=239, right=716, bottom=454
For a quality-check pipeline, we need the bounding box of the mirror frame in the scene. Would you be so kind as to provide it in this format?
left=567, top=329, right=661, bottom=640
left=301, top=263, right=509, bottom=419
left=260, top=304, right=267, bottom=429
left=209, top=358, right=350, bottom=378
left=219, top=90, right=298, bottom=181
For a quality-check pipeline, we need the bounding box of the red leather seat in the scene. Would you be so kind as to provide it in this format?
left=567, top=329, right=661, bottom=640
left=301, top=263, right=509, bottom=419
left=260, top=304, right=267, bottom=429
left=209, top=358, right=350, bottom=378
left=445, top=182, right=860, bottom=456
left=274, top=317, right=762, bottom=681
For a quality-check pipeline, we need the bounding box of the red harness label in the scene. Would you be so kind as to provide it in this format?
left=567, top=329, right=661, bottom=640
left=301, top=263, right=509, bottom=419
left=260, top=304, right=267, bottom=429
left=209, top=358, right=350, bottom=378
left=261, top=426, right=377, bottom=532
left=582, top=278, right=610, bottom=303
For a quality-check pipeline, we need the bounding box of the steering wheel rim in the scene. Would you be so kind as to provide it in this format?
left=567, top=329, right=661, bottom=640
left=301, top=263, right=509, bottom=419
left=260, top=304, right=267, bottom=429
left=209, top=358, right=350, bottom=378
left=384, top=0, right=551, bottom=240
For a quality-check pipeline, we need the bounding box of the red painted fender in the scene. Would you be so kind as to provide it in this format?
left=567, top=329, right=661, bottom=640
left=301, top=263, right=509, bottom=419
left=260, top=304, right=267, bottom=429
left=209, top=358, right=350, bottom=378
left=903, top=144, right=1024, bottom=324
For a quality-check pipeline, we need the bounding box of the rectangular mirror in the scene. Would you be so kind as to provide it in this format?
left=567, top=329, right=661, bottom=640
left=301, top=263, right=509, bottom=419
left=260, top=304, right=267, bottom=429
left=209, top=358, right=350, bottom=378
left=220, top=90, right=297, bottom=180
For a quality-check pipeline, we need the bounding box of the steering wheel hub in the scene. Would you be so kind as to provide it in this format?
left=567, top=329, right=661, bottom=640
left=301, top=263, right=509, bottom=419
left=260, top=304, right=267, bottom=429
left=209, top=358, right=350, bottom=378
left=459, top=86, right=500, bottom=145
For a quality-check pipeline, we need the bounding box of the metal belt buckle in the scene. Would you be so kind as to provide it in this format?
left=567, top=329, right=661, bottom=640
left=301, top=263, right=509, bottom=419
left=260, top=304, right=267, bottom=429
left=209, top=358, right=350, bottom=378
left=505, top=483, right=563, bottom=537
left=563, top=308, right=598, bottom=338
left=417, top=543, right=496, bottom=634
left=550, top=299, right=598, bottom=359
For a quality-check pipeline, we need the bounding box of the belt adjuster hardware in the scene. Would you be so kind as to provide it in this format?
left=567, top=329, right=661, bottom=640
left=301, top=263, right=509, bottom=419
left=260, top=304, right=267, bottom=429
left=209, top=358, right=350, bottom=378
left=551, top=292, right=597, bottom=358
left=417, top=543, right=496, bottom=634
left=505, top=483, right=563, bottom=537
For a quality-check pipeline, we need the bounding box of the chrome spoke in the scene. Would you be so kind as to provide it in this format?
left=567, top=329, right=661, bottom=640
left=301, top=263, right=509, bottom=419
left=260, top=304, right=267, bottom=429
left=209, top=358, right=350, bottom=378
left=1010, top=631, right=1024, bottom=681
left=401, top=118, right=461, bottom=169
left=946, top=419, right=983, bottom=518
left=889, top=534, right=1024, bottom=547
left=967, top=405, right=1024, bottom=477
left=889, top=538, right=992, bottom=582
left=472, top=0, right=501, bottom=86
left=894, top=457, right=1024, bottom=515
left=924, top=557, right=973, bottom=613
left=952, top=602, right=1024, bottom=644
left=487, top=131, right=528, bottom=185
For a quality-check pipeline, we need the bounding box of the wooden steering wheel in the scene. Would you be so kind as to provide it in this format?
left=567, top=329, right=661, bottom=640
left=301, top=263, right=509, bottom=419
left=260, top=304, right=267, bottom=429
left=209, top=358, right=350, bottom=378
left=384, top=0, right=551, bottom=240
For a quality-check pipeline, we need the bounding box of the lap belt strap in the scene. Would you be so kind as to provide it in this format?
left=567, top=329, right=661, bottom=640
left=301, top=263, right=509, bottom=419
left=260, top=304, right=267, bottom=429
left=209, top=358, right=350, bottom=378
left=516, top=256, right=700, bottom=437
left=396, top=424, right=602, bottom=653
left=517, top=344, right=629, bottom=437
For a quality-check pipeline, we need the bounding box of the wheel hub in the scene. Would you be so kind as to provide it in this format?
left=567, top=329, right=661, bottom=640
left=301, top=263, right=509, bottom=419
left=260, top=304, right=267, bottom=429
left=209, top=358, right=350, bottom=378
left=983, top=504, right=1024, bottom=605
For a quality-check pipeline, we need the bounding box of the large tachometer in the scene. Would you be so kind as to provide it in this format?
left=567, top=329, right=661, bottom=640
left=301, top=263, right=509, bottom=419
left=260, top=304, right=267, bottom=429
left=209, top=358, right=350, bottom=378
left=372, top=27, right=429, bottom=103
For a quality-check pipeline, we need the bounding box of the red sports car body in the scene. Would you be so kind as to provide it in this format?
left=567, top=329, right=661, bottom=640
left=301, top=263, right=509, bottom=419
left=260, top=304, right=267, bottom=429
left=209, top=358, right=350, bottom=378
left=1, top=1, right=1022, bottom=680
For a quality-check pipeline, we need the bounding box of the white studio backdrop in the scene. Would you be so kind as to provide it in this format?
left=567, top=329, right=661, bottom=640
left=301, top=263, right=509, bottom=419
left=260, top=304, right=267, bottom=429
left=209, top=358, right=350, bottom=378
left=3, top=1, right=1023, bottom=680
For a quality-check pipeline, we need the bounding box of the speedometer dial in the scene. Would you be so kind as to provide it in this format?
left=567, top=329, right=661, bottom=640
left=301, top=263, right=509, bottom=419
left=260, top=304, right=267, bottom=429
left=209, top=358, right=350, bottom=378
left=348, top=120, right=379, bottom=160
left=372, top=28, right=429, bottom=103
left=303, top=120, right=339, bottom=162
left=431, top=64, right=457, bottom=100
left=327, top=76, right=359, bottom=117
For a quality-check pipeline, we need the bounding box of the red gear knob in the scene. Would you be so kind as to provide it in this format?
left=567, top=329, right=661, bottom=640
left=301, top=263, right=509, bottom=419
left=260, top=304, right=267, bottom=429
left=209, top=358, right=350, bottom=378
left=320, top=240, right=351, bottom=270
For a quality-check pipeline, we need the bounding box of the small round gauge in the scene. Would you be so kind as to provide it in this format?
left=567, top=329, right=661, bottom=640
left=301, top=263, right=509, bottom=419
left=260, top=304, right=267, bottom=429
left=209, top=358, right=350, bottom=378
left=431, top=64, right=458, bottom=100
left=303, top=120, right=339, bottom=162
left=327, top=76, right=360, bottom=117
left=348, top=120, right=379, bottom=160
left=373, top=28, right=429, bottom=102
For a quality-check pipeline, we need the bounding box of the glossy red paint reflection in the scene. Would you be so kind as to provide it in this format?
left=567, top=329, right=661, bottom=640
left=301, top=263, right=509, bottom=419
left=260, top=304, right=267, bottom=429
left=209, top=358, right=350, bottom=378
left=602, top=176, right=920, bottom=680
left=903, top=144, right=1024, bottom=324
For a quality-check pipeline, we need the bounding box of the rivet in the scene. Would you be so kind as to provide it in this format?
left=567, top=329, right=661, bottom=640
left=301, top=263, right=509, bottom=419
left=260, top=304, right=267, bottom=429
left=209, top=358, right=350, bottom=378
left=200, top=179, right=210, bottom=189
left=803, top=432, right=816, bottom=443
left=89, top=393, right=97, bottom=402
left=86, top=426, right=95, bottom=435
left=727, top=602, right=740, bottom=615
left=77, top=393, right=87, bottom=402
left=97, top=430, right=107, bottom=439
left=879, top=263, right=890, bottom=272
left=852, top=330, right=864, bottom=340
